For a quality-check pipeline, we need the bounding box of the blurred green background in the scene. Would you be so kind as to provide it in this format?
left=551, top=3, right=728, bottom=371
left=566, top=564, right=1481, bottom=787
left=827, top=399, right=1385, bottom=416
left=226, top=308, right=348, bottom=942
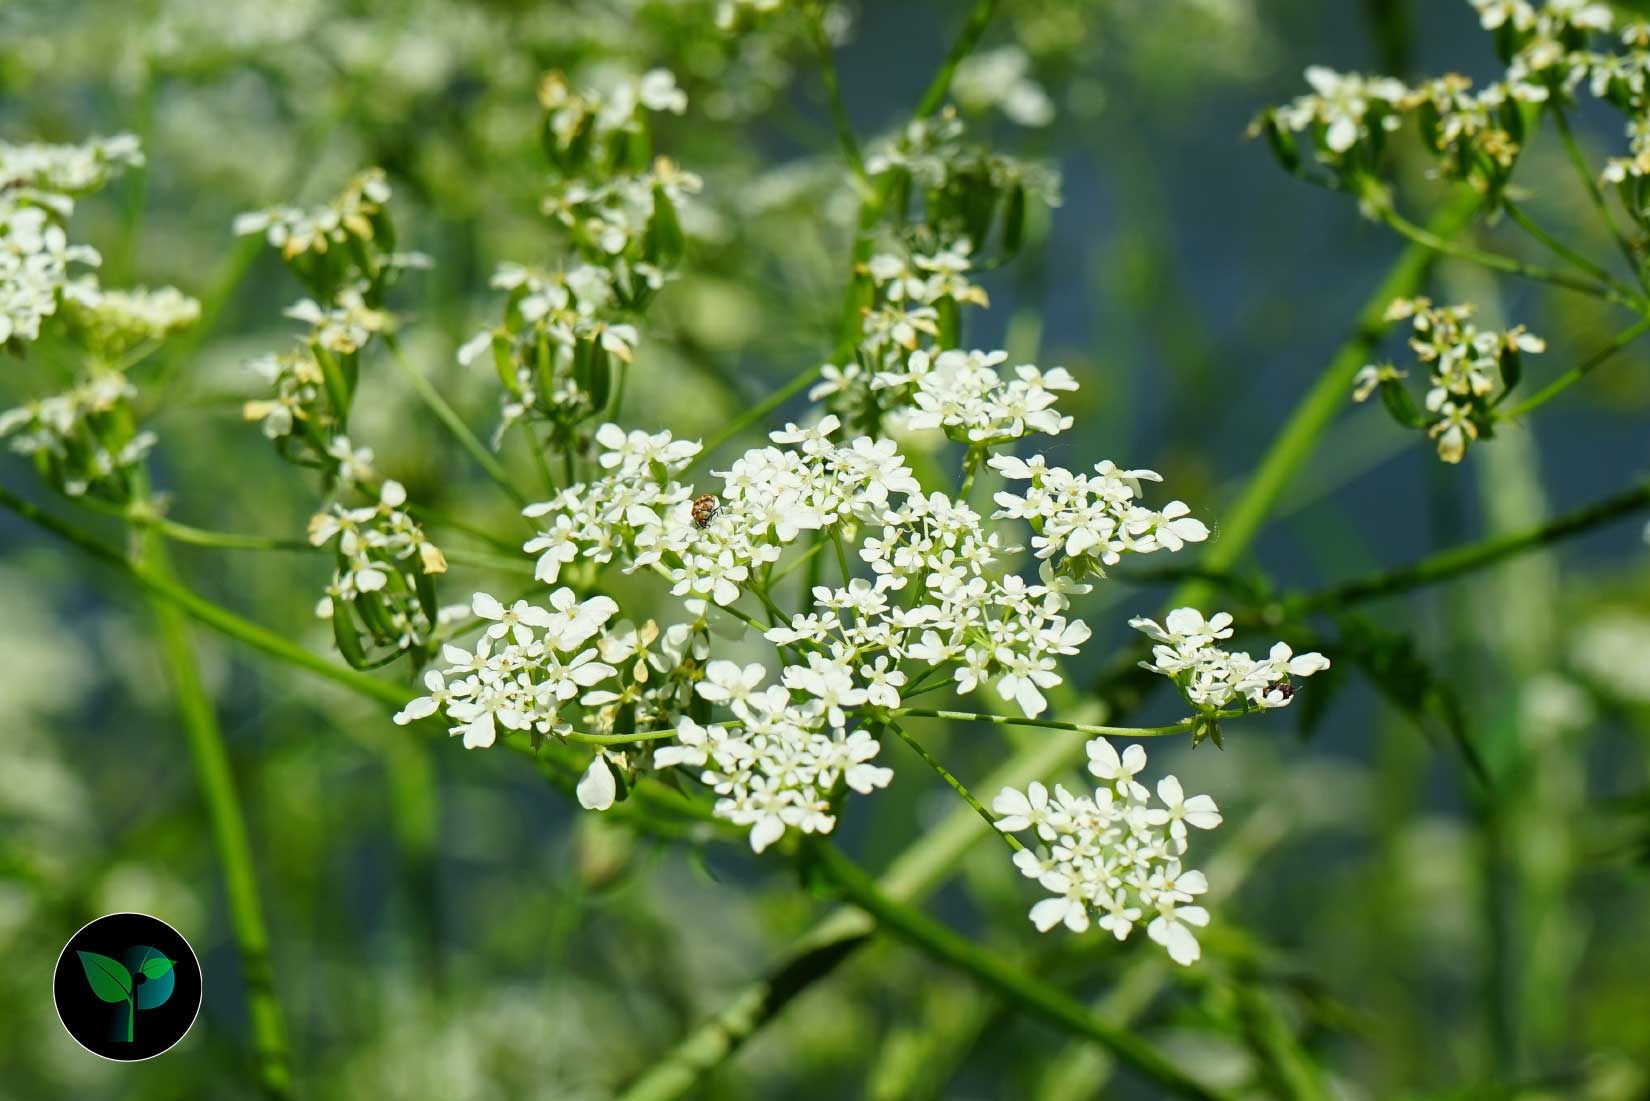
left=3, top=1, right=1650, bottom=1098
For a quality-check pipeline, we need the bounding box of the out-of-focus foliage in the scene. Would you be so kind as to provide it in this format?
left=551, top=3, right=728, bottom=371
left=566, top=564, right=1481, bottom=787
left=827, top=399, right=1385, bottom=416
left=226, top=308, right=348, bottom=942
left=3, top=2, right=1650, bottom=1099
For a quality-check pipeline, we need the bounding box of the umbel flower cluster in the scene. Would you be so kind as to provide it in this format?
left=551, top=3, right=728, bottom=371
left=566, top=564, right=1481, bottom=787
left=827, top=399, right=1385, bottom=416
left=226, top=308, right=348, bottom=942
left=236, top=171, right=445, bottom=665
left=457, top=68, right=696, bottom=443
left=994, top=738, right=1221, bottom=964
left=1353, top=297, right=1546, bottom=463
left=1253, top=0, right=1650, bottom=468
left=377, top=66, right=1328, bottom=965
left=2, top=31, right=1331, bottom=973
left=0, top=135, right=201, bottom=504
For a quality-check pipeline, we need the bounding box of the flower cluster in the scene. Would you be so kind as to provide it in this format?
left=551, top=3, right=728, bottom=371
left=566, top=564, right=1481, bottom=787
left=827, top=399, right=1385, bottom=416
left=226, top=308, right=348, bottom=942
left=460, top=69, right=695, bottom=438
left=990, top=454, right=1209, bottom=576
left=953, top=45, right=1057, bottom=128
left=1130, top=609, right=1329, bottom=738
left=311, top=480, right=448, bottom=663
left=1, top=134, right=142, bottom=348
left=993, top=737, right=1221, bottom=964
left=237, top=172, right=418, bottom=486
left=656, top=684, right=893, bottom=853
left=233, top=168, right=427, bottom=299
left=394, top=588, right=622, bottom=750
left=1353, top=297, right=1544, bottom=463
left=0, top=134, right=197, bottom=504
left=61, top=279, right=201, bottom=358
left=0, top=373, right=156, bottom=502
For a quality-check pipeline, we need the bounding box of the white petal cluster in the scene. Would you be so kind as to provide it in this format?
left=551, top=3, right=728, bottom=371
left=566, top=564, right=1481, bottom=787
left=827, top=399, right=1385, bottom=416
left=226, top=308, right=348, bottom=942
left=656, top=671, right=894, bottom=853
left=0, top=373, right=156, bottom=500
left=311, top=479, right=446, bottom=603
left=990, top=454, right=1209, bottom=572
left=1, top=135, right=141, bottom=347
left=993, top=737, right=1220, bottom=964
left=1268, top=66, right=1408, bottom=158
left=521, top=416, right=918, bottom=606
left=61, top=278, right=201, bottom=357
left=1356, top=297, right=1544, bottom=464
left=394, top=588, right=621, bottom=749
left=881, top=348, right=1077, bottom=444
left=1130, top=608, right=1329, bottom=712
left=953, top=46, right=1057, bottom=128
left=462, top=70, right=696, bottom=433
left=234, top=167, right=392, bottom=260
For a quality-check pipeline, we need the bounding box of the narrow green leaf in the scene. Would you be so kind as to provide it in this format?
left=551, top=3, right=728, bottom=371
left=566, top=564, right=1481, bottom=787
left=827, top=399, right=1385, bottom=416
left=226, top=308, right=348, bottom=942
left=77, top=951, right=133, bottom=1003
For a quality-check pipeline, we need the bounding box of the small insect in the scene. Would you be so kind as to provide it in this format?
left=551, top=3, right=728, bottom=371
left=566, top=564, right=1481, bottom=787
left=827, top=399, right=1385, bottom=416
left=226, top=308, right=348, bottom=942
left=1272, top=680, right=1296, bottom=702
left=691, top=494, right=719, bottom=529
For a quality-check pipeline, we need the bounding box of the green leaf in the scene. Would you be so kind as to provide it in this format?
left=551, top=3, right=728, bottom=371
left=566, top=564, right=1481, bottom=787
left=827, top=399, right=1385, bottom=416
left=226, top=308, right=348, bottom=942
left=1377, top=375, right=1425, bottom=428
left=1499, top=345, right=1523, bottom=397
left=77, top=951, right=133, bottom=1003
left=139, top=956, right=176, bottom=980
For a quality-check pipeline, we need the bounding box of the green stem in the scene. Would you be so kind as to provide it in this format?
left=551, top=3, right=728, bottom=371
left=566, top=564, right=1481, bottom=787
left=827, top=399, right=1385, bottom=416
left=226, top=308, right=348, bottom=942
left=807, top=5, right=867, bottom=186
left=808, top=841, right=1235, bottom=1101
left=1286, top=479, right=1650, bottom=613
left=1502, top=199, right=1637, bottom=303
left=912, top=0, right=1001, bottom=120
left=1373, top=199, right=1629, bottom=307
left=137, top=529, right=293, bottom=1096
left=1550, top=104, right=1648, bottom=293
left=891, top=707, right=1215, bottom=738
left=385, top=336, right=528, bottom=508
left=1496, top=312, right=1650, bottom=419
left=688, top=363, right=822, bottom=469
left=883, top=719, right=1020, bottom=851
left=1202, top=191, right=1480, bottom=586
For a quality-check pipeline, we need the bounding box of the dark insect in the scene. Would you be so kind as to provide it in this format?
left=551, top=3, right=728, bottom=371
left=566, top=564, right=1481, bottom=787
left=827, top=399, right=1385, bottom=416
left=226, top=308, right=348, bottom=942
left=1272, top=680, right=1296, bottom=702
left=691, top=494, right=719, bottom=529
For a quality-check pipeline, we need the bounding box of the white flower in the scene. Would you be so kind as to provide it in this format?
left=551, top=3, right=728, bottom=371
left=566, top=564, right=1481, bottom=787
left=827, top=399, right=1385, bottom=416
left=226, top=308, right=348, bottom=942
left=577, top=754, right=618, bottom=810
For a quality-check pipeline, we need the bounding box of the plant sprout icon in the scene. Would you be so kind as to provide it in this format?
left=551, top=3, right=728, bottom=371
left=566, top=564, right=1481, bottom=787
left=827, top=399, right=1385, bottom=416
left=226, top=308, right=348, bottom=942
left=76, top=946, right=176, bottom=1042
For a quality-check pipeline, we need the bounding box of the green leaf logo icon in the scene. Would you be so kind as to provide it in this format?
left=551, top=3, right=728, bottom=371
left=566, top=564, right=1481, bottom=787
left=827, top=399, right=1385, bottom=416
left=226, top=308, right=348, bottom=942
left=76, top=946, right=176, bottom=1042
left=76, top=952, right=132, bottom=1003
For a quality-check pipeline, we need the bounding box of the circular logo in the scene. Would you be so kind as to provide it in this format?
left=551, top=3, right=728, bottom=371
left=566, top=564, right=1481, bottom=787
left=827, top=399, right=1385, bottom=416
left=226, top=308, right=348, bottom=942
left=53, top=913, right=202, bottom=1061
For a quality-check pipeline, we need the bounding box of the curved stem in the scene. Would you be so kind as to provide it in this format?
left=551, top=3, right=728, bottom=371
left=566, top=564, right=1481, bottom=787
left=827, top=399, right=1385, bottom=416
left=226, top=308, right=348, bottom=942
left=1375, top=201, right=1632, bottom=308
left=913, top=0, right=1001, bottom=120
left=1502, top=199, right=1638, bottom=303
left=1550, top=104, right=1648, bottom=293
left=688, top=363, right=822, bottom=470
left=131, top=495, right=293, bottom=1095
left=1496, top=312, right=1650, bottom=420
left=808, top=841, right=1236, bottom=1101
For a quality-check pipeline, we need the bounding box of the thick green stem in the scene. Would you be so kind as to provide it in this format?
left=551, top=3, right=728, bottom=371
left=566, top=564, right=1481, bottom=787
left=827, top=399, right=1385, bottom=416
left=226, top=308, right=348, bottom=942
left=1203, top=191, right=1480, bottom=584
left=808, top=841, right=1234, bottom=1101
left=139, top=535, right=293, bottom=1097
